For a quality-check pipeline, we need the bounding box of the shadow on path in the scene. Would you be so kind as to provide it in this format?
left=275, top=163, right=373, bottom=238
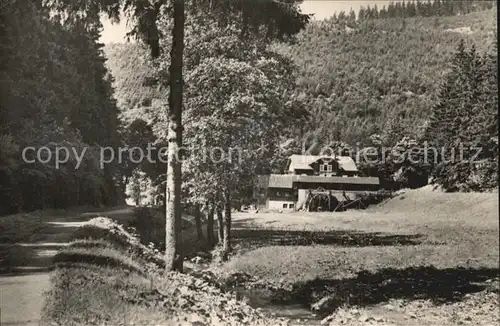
left=0, top=206, right=135, bottom=274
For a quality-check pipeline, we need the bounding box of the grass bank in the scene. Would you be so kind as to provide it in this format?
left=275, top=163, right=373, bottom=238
left=40, top=216, right=285, bottom=326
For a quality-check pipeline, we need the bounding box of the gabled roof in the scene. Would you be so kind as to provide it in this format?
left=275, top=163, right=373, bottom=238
left=287, top=155, right=358, bottom=173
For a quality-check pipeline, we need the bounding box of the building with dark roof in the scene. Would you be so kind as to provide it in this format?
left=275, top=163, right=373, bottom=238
left=257, top=155, right=380, bottom=210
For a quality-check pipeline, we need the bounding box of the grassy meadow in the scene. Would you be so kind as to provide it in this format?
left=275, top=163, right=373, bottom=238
left=215, top=186, right=499, bottom=325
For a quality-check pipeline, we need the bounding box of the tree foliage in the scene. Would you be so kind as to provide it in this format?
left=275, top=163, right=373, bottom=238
left=425, top=40, right=498, bottom=191
left=170, top=16, right=306, bottom=256
left=0, top=1, right=120, bottom=215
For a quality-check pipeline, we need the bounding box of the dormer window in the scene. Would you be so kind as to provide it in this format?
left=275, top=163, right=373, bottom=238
left=320, top=163, right=332, bottom=172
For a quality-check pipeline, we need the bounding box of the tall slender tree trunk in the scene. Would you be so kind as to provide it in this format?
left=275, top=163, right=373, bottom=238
left=217, top=205, right=224, bottom=243
left=165, top=0, right=185, bottom=272
left=222, top=187, right=232, bottom=261
left=206, top=202, right=215, bottom=246
left=194, top=203, right=203, bottom=241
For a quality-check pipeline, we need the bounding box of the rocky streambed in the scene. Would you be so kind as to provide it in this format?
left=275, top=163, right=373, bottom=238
left=187, top=266, right=332, bottom=325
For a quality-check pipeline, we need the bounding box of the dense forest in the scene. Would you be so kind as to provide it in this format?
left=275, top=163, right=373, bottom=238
left=0, top=1, right=121, bottom=215
left=105, top=4, right=497, bottom=148
left=277, top=7, right=497, bottom=146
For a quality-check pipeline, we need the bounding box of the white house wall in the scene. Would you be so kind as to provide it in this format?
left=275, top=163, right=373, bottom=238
left=268, top=200, right=296, bottom=211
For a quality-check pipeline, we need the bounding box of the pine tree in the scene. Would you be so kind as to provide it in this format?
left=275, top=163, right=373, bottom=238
left=407, top=1, right=417, bottom=17
left=416, top=0, right=423, bottom=16
left=379, top=6, right=388, bottom=19
left=358, top=7, right=366, bottom=21
left=395, top=2, right=402, bottom=17
left=372, top=4, right=379, bottom=19
left=426, top=39, right=497, bottom=191
left=400, top=1, right=407, bottom=17
left=433, top=0, right=442, bottom=16
left=471, top=42, right=498, bottom=189
left=348, top=9, right=356, bottom=23
left=426, top=40, right=467, bottom=147
left=338, top=10, right=347, bottom=21
left=387, top=2, right=396, bottom=17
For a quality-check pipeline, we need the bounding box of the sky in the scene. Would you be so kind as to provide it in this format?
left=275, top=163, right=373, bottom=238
left=99, top=1, right=398, bottom=43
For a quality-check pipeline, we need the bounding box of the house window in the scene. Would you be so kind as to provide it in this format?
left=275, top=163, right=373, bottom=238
left=289, top=203, right=294, bottom=209
left=320, top=163, right=332, bottom=172
left=283, top=203, right=287, bottom=209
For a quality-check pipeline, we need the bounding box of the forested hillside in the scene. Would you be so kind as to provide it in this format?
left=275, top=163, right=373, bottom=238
left=103, top=43, right=160, bottom=118
left=277, top=7, right=497, bottom=145
left=103, top=5, right=497, bottom=193
left=0, top=1, right=121, bottom=215
left=105, top=7, right=496, bottom=147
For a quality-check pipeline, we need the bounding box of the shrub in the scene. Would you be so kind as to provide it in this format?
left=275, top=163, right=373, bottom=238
left=129, top=206, right=198, bottom=251
left=41, top=265, right=154, bottom=326
left=129, top=207, right=166, bottom=250
left=0, top=245, right=36, bottom=271
left=0, top=213, right=46, bottom=243
left=355, top=190, right=394, bottom=207
left=0, top=213, right=46, bottom=270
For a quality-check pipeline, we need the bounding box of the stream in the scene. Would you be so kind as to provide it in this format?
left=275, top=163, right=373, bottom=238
left=187, top=263, right=325, bottom=324
left=234, top=286, right=324, bottom=325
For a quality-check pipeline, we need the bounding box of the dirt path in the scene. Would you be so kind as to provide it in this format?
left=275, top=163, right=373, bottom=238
left=0, top=273, right=50, bottom=325
left=0, top=206, right=134, bottom=325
